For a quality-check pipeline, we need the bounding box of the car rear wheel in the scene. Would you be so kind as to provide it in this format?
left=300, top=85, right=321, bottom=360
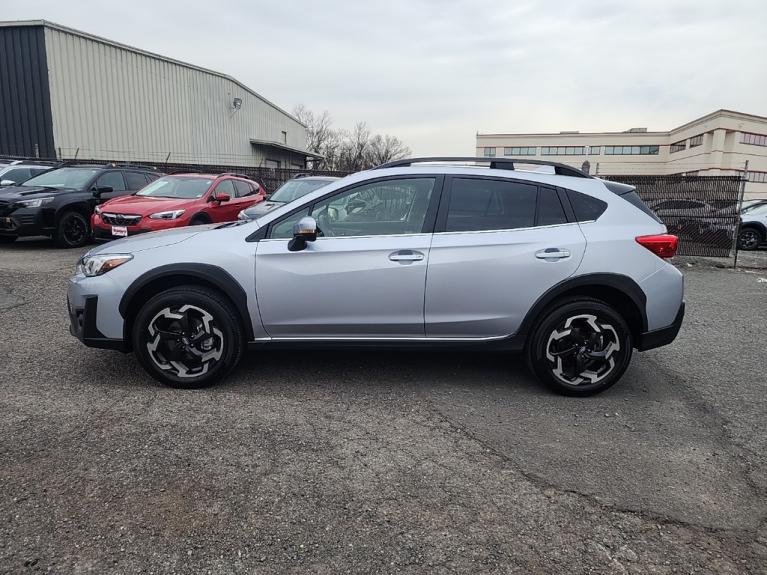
left=55, top=211, right=90, bottom=248
left=738, top=227, right=762, bottom=251
left=132, top=286, right=244, bottom=389
left=526, top=297, right=633, bottom=396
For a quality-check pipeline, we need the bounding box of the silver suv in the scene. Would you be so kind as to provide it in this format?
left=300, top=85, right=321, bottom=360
left=68, top=158, right=684, bottom=396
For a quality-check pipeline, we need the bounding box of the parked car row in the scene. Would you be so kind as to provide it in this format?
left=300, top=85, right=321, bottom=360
left=0, top=163, right=313, bottom=247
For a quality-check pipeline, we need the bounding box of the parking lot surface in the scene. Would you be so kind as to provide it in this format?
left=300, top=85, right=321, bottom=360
left=1, top=239, right=766, bottom=574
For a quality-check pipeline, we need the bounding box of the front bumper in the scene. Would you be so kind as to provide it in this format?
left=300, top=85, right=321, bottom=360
left=0, top=207, right=53, bottom=237
left=636, top=302, right=685, bottom=351
left=68, top=293, right=129, bottom=352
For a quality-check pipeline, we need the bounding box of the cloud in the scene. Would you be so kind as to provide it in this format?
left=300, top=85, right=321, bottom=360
left=6, top=0, right=767, bottom=154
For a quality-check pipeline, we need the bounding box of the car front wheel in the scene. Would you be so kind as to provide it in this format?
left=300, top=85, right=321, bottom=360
left=55, top=211, right=90, bottom=248
left=527, top=297, right=633, bottom=396
left=132, top=286, right=244, bottom=388
left=738, top=227, right=762, bottom=251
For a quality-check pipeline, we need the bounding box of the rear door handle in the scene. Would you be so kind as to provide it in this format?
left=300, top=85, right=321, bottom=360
left=535, top=248, right=571, bottom=260
left=389, top=249, right=425, bottom=263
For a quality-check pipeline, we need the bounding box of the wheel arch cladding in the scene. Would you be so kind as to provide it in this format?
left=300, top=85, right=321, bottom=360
left=517, top=273, right=647, bottom=344
left=119, top=263, right=255, bottom=346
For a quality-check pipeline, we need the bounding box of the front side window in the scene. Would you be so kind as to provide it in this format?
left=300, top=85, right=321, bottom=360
left=445, top=178, right=537, bottom=232
left=268, top=178, right=436, bottom=239
left=213, top=179, right=236, bottom=197
left=95, top=171, right=126, bottom=191
left=136, top=176, right=214, bottom=199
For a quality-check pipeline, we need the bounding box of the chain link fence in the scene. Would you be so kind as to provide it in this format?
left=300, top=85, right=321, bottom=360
left=602, top=174, right=745, bottom=258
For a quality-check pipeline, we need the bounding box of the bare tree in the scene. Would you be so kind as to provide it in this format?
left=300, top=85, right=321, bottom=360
left=294, top=106, right=411, bottom=172
left=366, top=134, right=410, bottom=167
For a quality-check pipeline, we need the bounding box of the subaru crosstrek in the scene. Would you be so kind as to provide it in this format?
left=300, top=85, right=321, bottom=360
left=67, top=158, right=684, bottom=396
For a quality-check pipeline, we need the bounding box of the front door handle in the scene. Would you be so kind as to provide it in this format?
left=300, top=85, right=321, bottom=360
left=535, top=248, right=571, bottom=260
left=389, top=250, right=425, bottom=263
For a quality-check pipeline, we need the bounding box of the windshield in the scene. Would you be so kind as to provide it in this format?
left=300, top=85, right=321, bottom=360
left=136, top=176, right=213, bottom=199
left=271, top=179, right=333, bottom=203
left=743, top=203, right=767, bottom=216
left=23, top=167, right=100, bottom=189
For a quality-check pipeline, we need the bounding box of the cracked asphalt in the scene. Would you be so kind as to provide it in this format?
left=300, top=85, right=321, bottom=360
left=1, top=239, right=766, bottom=574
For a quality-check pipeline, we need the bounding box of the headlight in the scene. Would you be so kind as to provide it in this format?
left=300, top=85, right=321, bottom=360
left=76, top=254, right=133, bottom=277
left=149, top=209, right=185, bottom=220
left=18, top=197, right=54, bottom=208
left=237, top=210, right=250, bottom=221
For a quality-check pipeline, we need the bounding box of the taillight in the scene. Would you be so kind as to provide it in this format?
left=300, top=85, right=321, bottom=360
left=636, top=234, right=679, bottom=259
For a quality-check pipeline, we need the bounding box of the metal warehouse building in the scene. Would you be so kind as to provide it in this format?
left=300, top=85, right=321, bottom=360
left=0, top=20, right=317, bottom=168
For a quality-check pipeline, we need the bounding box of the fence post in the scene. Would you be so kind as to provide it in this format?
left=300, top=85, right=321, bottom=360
left=732, top=160, right=749, bottom=269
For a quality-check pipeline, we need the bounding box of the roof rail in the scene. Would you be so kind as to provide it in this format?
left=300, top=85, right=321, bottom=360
left=220, top=172, right=252, bottom=179
left=374, top=157, right=591, bottom=179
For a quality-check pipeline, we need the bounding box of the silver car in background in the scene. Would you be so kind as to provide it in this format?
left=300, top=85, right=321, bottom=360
left=68, top=157, right=684, bottom=396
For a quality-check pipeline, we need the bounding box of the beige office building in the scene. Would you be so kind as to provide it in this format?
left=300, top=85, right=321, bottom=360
left=476, top=109, right=767, bottom=199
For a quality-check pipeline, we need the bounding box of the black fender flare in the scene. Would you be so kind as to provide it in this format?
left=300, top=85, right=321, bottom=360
left=118, top=263, right=254, bottom=340
left=515, top=272, right=648, bottom=338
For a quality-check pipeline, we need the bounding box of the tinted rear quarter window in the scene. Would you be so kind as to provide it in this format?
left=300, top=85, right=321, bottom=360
left=446, top=178, right=537, bottom=232
left=567, top=190, right=607, bottom=222
left=233, top=180, right=253, bottom=197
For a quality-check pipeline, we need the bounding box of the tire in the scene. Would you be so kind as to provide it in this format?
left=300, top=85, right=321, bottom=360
left=0, top=235, right=17, bottom=244
left=737, top=227, right=762, bottom=251
left=190, top=214, right=211, bottom=225
left=132, top=286, right=244, bottom=389
left=55, top=210, right=90, bottom=248
left=526, top=297, right=633, bottom=397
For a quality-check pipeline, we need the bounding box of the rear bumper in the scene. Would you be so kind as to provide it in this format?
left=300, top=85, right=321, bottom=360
left=68, top=294, right=129, bottom=352
left=636, top=302, right=685, bottom=351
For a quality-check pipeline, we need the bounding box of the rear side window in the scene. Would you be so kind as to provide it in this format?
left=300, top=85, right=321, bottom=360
left=537, top=187, right=567, bottom=226
left=446, top=178, right=537, bottom=232
left=124, top=171, right=149, bottom=190
left=233, top=180, right=254, bottom=197
left=567, top=190, right=607, bottom=222
left=622, top=190, right=662, bottom=223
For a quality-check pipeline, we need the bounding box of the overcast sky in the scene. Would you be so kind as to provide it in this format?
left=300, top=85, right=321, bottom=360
left=6, top=0, right=767, bottom=155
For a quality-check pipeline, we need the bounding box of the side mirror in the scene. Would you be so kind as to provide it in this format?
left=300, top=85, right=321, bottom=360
left=214, top=193, right=231, bottom=203
left=0, top=179, right=14, bottom=186
left=288, top=216, right=318, bottom=252
left=92, top=186, right=113, bottom=198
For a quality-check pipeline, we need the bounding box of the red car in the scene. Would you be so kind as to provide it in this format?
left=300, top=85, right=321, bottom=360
left=92, top=173, right=265, bottom=241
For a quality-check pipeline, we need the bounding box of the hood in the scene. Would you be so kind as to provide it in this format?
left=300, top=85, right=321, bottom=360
left=242, top=200, right=285, bottom=218
left=86, top=225, right=216, bottom=255
left=99, top=194, right=197, bottom=215
left=0, top=185, right=76, bottom=200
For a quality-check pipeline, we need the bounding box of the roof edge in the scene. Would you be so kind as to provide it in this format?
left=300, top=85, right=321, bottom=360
left=0, top=19, right=306, bottom=128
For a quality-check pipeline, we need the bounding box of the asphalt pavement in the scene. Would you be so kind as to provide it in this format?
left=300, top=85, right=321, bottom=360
left=1, top=238, right=766, bottom=574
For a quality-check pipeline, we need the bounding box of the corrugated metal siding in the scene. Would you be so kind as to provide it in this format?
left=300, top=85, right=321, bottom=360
left=0, top=25, right=55, bottom=158
left=44, top=27, right=307, bottom=167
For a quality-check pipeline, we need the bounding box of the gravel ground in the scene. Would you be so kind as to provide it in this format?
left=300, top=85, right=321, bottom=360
left=1, top=238, right=766, bottom=574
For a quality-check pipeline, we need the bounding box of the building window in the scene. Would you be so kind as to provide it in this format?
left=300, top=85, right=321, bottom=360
left=281, top=130, right=288, bottom=144
left=588, top=146, right=600, bottom=155
left=503, top=146, right=537, bottom=156
left=540, top=146, right=587, bottom=156
left=604, top=145, right=660, bottom=155
left=689, top=134, right=704, bottom=148
left=483, top=147, right=496, bottom=157
left=747, top=171, right=767, bottom=183
left=741, top=132, right=767, bottom=147
left=670, top=140, right=687, bottom=153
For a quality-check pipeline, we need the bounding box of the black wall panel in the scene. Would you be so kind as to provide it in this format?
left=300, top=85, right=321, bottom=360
left=0, top=25, right=55, bottom=158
